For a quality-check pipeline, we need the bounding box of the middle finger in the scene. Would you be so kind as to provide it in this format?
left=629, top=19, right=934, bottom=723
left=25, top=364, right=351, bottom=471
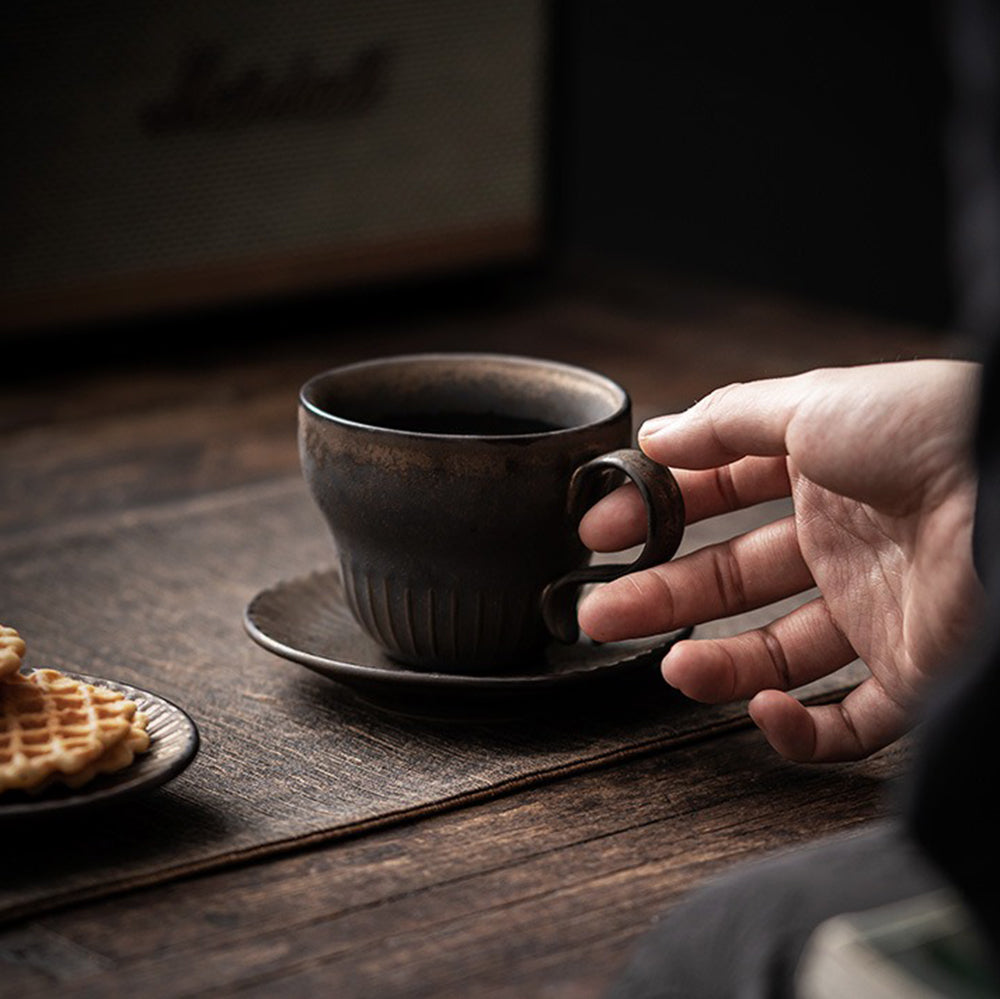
left=578, top=515, right=813, bottom=641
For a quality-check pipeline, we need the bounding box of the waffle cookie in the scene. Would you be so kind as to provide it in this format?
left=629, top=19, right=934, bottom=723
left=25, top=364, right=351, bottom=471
left=0, top=625, right=26, bottom=679
left=0, top=668, right=144, bottom=793
left=34, top=710, right=151, bottom=792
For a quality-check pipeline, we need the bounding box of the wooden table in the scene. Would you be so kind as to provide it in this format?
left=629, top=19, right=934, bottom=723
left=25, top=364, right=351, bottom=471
left=0, top=268, right=950, bottom=997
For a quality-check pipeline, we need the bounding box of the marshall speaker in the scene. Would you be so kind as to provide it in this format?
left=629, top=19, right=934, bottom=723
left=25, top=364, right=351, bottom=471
left=0, top=1, right=547, bottom=331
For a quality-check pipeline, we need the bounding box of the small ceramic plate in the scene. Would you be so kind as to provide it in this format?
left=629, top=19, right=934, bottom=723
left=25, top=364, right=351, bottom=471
left=244, top=569, right=691, bottom=718
left=0, top=670, right=200, bottom=818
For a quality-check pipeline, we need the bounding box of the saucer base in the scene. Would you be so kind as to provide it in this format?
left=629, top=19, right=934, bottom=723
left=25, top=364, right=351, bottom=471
left=244, top=569, right=691, bottom=719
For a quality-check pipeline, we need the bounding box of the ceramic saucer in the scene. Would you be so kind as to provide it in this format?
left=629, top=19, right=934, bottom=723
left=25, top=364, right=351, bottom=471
left=1, top=670, right=200, bottom=818
left=244, top=569, right=691, bottom=718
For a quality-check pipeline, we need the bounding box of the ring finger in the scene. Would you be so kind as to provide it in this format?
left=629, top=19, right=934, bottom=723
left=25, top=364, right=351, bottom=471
left=661, top=596, right=858, bottom=702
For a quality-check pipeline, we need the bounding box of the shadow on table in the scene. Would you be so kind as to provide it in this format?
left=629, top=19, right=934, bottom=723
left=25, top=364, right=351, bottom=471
left=0, top=789, right=234, bottom=924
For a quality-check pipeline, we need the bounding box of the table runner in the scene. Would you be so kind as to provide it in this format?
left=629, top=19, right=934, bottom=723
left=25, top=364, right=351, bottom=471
left=0, top=479, right=864, bottom=923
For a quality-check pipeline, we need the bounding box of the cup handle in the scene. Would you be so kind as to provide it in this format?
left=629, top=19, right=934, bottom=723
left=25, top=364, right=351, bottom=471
left=541, top=448, right=686, bottom=644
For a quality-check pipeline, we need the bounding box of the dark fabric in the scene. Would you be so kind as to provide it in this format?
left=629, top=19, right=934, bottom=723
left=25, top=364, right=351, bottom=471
left=606, top=823, right=948, bottom=999
left=906, top=0, right=1000, bottom=961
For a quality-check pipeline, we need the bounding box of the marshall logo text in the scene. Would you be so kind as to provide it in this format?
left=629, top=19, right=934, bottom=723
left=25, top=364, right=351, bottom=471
left=141, top=44, right=391, bottom=132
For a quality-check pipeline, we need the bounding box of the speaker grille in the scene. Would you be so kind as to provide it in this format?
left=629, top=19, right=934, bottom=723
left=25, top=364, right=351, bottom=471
left=0, top=0, right=544, bottom=322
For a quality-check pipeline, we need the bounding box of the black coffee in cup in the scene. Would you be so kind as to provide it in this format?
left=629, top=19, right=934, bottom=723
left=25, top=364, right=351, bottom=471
left=366, top=411, right=565, bottom=436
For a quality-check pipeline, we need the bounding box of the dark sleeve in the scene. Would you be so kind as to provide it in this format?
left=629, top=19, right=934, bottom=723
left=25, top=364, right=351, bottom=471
left=904, top=0, right=1000, bottom=965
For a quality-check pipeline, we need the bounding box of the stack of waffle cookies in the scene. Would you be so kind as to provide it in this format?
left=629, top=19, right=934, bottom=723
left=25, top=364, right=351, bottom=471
left=1, top=625, right=150, bottom=795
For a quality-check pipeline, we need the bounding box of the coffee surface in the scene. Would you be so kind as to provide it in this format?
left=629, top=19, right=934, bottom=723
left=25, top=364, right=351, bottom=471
left=368, top=411, right=565, bottom=436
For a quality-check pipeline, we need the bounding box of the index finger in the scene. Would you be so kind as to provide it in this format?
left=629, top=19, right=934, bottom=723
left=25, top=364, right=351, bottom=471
left=637, top=372, right=819, bottom=468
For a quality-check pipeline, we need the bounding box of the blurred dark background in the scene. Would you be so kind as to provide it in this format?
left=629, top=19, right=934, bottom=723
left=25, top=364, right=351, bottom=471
left=555, top=1, right=952, bottom=327
left=1, top=0, right=954, bottom=347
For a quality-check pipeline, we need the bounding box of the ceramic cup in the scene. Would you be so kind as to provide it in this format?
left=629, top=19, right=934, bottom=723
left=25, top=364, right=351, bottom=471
left=299, top=353, right=685, bottom=673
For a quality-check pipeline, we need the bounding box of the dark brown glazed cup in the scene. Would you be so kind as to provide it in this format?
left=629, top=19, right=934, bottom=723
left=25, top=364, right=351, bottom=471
left=299, top=353, right=684, bottom=673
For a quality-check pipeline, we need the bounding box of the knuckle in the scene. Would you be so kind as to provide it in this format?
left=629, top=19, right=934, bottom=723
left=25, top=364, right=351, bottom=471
left=720, top=641, right=740, bottom=701
left=698, top=382, right=744, bottom=413
left=696, top=383, right=746, bottom=461
left=712, top=462, right=741, bottom=511
left=629, top=566, right=677, bottom=627
left=836, top=702, right=868, bottom=758
left=710, top=543, right=748, bottom=616
left=755, top=625, right=792, bottom=690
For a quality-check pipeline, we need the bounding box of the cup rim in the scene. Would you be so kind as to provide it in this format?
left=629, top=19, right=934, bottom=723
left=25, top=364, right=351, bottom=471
left=299, top=352, right=631, bottom=440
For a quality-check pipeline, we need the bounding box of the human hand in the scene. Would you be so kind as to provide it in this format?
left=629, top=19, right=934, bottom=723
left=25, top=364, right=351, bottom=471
left=578, top=361, right=984, bottom=762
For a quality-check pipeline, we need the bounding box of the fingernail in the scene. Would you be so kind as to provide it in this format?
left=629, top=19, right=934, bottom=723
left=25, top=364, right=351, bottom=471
left=660, top=648, right=679, bottom=688
left=638, top=414, right=678, bottom=441
left=748, top=698, right=770, bottom=735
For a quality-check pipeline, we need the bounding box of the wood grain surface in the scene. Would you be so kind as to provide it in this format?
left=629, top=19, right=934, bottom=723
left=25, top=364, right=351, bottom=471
left=1, top=727, right=909, bottom=999
left=0, top=477, right=866, bottom=924
left=0, top=270, right=952, bottom=995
